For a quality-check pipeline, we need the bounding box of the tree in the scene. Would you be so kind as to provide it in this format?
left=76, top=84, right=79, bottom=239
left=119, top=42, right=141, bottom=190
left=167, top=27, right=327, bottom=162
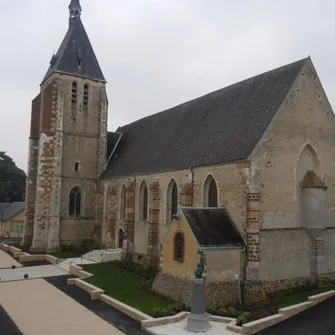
left=0, top=152, right=26, bottom=202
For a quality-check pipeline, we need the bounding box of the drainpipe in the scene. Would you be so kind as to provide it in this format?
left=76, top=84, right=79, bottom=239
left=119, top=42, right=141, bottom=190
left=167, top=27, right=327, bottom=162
left=239, top=247, right=247, bottom=306
left=190, top=166, right=194, bottom=207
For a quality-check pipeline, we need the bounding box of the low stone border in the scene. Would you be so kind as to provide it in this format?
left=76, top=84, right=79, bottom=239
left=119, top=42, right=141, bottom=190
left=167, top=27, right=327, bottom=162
left=69, top=264, right=93, bottom=279
left=0, top=243, right=60, bottom=266
left=226, top=290, right=335, bottom=335
left=100, top=294, right=152, bottom=322
left=142, top=312, right=234, bottom=329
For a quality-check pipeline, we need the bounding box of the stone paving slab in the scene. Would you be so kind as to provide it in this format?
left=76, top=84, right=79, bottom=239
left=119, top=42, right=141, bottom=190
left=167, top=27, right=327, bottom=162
left=0, top=264, right=68, bottom=282
left=147, top=319, right=236, bottom=335
left=0, top=250, right=21, bottom=269
left=0, top=279, right=125, bottom=335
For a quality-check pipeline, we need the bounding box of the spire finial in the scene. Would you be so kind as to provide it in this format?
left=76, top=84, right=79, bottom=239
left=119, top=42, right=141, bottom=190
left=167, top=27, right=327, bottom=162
left=69, top=0, right=82, bottom=19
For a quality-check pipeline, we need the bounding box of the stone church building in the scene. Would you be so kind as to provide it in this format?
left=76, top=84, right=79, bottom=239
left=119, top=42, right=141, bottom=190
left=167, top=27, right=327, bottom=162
left=23, top=0, right=335, bottom=304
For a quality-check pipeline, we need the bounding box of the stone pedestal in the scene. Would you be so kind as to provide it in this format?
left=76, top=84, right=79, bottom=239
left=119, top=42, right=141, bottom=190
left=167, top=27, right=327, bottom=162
left=186, top=278, right=211, bottom=333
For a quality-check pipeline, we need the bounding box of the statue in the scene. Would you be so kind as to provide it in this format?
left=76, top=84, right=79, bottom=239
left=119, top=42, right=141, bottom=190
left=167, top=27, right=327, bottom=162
left=186, top=250, right=211, bottom=333
left=195, top=261, right=205, bottom=279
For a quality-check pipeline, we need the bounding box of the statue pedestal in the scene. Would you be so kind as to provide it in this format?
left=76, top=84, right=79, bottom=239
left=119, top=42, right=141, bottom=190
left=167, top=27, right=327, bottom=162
left=186, top=278, right=211, bottom=333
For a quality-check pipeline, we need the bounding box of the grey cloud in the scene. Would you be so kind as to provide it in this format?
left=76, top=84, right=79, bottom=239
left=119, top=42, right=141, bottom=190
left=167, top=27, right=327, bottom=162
left=1, top=0, right=334, bottom=170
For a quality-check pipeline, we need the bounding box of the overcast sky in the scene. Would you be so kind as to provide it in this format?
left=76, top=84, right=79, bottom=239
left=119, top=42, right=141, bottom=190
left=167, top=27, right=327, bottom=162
left=1, top=0, right=334, bottom=171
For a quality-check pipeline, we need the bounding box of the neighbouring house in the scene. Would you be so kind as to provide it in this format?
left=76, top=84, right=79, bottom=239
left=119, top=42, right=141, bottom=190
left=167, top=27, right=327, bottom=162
left=153, top=207, right=245, bottom=308
left=22, top=0, right=335, bottom=306
left=0, top=202, right=25, bottom=238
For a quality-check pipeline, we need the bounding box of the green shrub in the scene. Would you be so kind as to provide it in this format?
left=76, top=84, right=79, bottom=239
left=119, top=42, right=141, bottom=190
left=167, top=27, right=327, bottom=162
left=150, top=303, right=188, bottom=318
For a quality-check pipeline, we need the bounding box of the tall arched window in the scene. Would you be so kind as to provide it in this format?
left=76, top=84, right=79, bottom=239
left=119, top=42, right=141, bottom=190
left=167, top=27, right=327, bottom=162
left=208, top=179, right=218, bottom=207
left=174, top=232, right=185, bottom=262
left=120, top=185, right=127, bottom=219
left=69, top=187, right=82, bottom=216
left=203, top=175, right=218, bottom=207
left=140, top=182, right=149, bottom=221
left=167, top=180, right=178, bottom=222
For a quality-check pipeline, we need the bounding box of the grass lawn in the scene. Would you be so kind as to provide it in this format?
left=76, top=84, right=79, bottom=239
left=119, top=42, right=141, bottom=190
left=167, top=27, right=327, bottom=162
left=49, top=250, right=83, bottom=259
left=278, top=285, right=335, bottom=308
left=82, top=263, right=172, bottom=315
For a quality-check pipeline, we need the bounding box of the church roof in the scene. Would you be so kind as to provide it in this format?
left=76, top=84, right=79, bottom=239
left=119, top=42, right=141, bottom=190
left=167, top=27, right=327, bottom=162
left=102, top=57, right=308, bottom=179
left=181, top=208, right=245, bottom=248
left=42, top=17, right=105, bottom=84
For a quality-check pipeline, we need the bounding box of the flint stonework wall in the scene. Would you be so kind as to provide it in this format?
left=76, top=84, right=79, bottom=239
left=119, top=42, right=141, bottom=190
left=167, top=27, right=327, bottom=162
left=152, top=272, right=240, bottom=308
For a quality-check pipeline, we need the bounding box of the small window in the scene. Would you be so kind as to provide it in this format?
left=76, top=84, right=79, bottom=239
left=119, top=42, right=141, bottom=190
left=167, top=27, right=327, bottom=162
left=71, top=82, right=77, bottom=105
left=74, top=162, right=79, bottom=171
left=77, top=59, right=82, bottom=67
left=69, top=186, right=82, bottom=216
left=83, top=84, right=89, bottom=106
left=174, top=232, right=184, bottom=262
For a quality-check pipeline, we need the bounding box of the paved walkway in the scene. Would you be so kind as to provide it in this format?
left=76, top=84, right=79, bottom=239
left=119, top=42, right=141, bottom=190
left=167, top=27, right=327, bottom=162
left=46, top=275, right=149, bottom=335
left=0, top=264, right=68, bottom=282
left=0, top=250, right=21, bottom=269
left=0, top=279, right=125, bottom=335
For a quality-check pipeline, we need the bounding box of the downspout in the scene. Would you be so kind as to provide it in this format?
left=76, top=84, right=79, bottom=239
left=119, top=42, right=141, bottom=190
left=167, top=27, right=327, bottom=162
left=190, top=166, right=194, bottom=207
left=239, top=246, right=247, bottom=307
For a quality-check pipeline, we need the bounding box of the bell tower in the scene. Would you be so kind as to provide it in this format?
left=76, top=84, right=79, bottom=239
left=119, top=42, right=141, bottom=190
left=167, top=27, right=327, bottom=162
left=22, top=0, right=108, bottom=252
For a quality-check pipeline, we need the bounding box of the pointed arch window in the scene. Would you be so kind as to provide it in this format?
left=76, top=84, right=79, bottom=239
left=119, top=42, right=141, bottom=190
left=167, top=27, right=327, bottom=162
left=203, top=175, right=218, bottom=207
left=69, top=187, right=82, bottom=216
left=140, top=182, right=149, bottom=221
left=167, top=180, right=178, bottom=222
left=120, top=185, right=127, bottom=219
left=174, top=232, right=185, bottom=262
left=208, top=179, right=218, bottom=207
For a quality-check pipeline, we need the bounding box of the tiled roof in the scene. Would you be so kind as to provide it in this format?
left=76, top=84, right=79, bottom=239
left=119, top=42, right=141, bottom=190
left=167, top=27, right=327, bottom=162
left=102, top=58, right=308, bottom=178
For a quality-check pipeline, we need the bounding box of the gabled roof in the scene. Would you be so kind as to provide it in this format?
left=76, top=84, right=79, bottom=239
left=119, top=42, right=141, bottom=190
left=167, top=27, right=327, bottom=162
left=42, top=17, right=105, bottom=84
left=181, top=207, right=245, bottom=248
left=0, top=202, right=25, bottom=222
left=0, top=203, right=11, bottom=221
left=102, top=58, right=308, bottom=179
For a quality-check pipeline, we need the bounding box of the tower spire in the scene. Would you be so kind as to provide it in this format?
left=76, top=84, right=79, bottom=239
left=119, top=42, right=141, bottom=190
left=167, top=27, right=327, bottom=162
left=69, top=0, right=82, bottom=19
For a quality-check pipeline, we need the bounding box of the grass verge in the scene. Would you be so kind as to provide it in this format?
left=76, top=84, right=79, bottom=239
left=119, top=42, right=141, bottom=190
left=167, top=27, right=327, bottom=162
left=82, top=262, right=172, bottom=315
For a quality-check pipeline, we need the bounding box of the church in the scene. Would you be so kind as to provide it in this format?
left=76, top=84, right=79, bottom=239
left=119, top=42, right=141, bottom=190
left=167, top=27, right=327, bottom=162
left=23, top=0, right=335, bottom=306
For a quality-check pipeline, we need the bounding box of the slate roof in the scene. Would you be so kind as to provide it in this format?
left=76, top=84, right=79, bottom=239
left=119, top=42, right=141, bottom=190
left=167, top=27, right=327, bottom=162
left=0, top=203, right=11, bottom=221
left=181, top=208, right=244, bottom=248
left=0, top=202, right=25, bottom=222
left=107, top=132, right=122, bottom=160
left=102, top=58, right=308, bottom=179
left=42, top=16, right=105, bottom=84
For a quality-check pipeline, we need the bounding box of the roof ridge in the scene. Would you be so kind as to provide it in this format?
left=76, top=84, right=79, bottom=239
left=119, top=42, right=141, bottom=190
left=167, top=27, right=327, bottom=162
left=116, top=57, right=309, bottom=131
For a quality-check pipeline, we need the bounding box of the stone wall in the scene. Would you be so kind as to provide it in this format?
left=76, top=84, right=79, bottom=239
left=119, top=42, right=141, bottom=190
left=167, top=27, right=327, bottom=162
left=23, top=72, right=108, bottom=252
left=103, top=161, right=248, bottom=261
left=250, top=58, right=335, bottom=286
left=152, top=272, right=240, bottom=308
